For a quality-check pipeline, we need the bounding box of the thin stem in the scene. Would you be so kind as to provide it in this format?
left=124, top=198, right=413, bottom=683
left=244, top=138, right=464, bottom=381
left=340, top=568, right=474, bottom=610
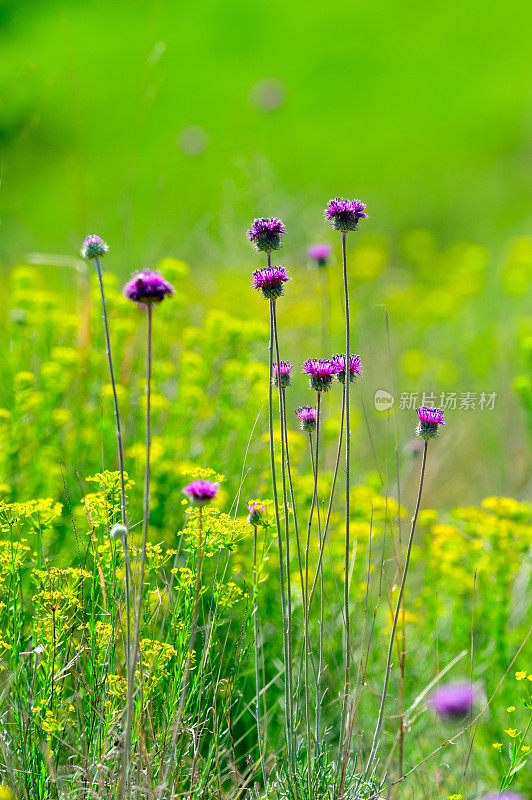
left=339, top=231, right=351, bottom=766
left=94, top=256, right=127, bottom=526
left=268, top=297, right=291, bottom=761
left=308, top=391, right=345, bottom=613
left=364, top=439, right=429, bottom=778
left=94, top=255, right=131, bottom=721
left=271, top=301, right=295, bottom=762
left=125, top=303, right=153, bottom=789
left=308, top=395, right=323, bottom=756
left=253, top=524, right=267, bottom=786
left=281, top=387, right=305, bottom=601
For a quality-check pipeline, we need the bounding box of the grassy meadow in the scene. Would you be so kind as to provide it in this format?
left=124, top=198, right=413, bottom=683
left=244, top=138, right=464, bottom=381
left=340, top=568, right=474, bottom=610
left=0, top=2, right=531, bottom=799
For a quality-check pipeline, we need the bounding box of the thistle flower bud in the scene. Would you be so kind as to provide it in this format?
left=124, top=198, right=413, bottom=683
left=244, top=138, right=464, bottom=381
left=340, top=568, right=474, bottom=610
left=252, top=266, right=291, bottom=300
left=301, top=357, right=339, bottom=392
left=81, top=234, right=109, bottom=259
left=246, top=217, right=286, bottom=252
left=247, top=502, right=266, bottom=526
left=273, top=360, right=292, bottom=389
left=308, top=243, right=332, bottom=267
left=123, top=270, right=174, bottom=307
left=430, top=682, right=476, bottom=718
left=296, top=405, right=318, bottom=432
left=182, top=479, right=218, bottom=506
left=324, top=198, right=368, bottom=232
left=415, top=406, right=445, bottom=439
left=110, top=523, right=128, bottom=540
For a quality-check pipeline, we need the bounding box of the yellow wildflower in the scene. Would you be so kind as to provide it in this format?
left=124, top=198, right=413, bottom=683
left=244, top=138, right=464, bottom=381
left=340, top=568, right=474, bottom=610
left=504, top=728, right=520, bottom=738
left=492, top=742, right=502, bottom=750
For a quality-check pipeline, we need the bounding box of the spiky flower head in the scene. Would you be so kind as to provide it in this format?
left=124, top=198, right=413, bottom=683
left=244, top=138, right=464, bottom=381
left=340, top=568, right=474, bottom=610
left=301, top=358, right=339, bottom=392
left=81, top=234, right=109, bottom=259
left=182, top=479, right=218, bottom=507
left=324, top=198, right=368, bottom=232
left=123, top=270, right=174, bottom=307
left=247, top=217, right=286, bottom=252
left=332, top=353, right=363, bottom=383
left=415, top=406, right=445, bottom=439
left=296, top=405, right=318, bottom=432
left=430, top=682, right=475, bottom=718
left=252, top=266, right=291, bottom=300
left=273, top=360, right=292, bottom=389
left=247, top=502, right=266, bottom=526
left=308, top=243, right=332, bottom=267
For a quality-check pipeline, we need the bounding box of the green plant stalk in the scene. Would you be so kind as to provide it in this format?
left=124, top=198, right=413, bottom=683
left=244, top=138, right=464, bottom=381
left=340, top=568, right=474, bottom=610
left=339, top=231, right=351, bottom=768
left=268, top=295, right=292, bottom=764
left=272, top=299, right=295, bottom=763
left=308, top=399, right=324, bottom=756
left=253, top=523, right=267, bottom=786
left=94, top=254, right=132, bottom=793
left=363, top=439, right=429, bottom=781
left=281, top=385, right=305, bottom=599
left=124, top=303, right=153, bottom=794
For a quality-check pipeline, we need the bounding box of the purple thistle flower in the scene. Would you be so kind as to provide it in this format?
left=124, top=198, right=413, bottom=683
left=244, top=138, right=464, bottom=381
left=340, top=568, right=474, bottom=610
left=247, top=217, right=286, bottom=252
left=81, top=234, right=108, bottom=259
left=301, top=357, right=339, bottom=392
left=182, top=479, right=219, bottom=506
left=332, top=353, right=363, bottom=384
left=296, top=405, right=318, bottom=432
left=247, top=502, right=266, bottom=526
left=480, top=794, right=527, bottom=800
left=430, top=682, right=475, bottom=718
left=252, top=266, right=291, bottom=300
left=273, top=360, right=292, bottom=389
left=416, top=406, right=445, bottom=440
left=123, top=270, right=174, bottom=307
left=308, top=243, right=332, bottom=267
left=324, top=198, right=369, bottom=232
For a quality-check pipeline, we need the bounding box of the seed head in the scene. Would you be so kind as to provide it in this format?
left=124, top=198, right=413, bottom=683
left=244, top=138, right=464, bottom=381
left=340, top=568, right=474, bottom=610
left=296, top=405, right=318, bottom=432
left=109, top=523, right=128, bottom=540
left=324, top=198, right=368, bottom=232
left=273, top=360, right=292, bottom=389
left=182, top=479, right=219, bottom=507
left=332, top=353, right=363, bottom=383
left=301, top=358, right=339, bottom=392
left=123, top=270, right=174, bottom=307
left=81, top=234, right=109, bottom=259
left=415, top=406, right=445, bottom=439
left=246, top=217, right=286, bottom=252
left=252, top=266, right=291, bottom=300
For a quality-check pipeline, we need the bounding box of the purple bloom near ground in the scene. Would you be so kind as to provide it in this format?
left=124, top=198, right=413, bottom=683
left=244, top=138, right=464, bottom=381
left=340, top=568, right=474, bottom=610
left=324, top=198, right=369, bottom=232
left=247, top=217, right=286, bottom=252
left=247, top=502, right=266, bottom=525
left=252, top=266, right=291, bottom=300
left=123, top=270, right=174, bottom=306
left=81, top=234, right=109, bottom=259
left=332, top=353, right=363, bottom=383
left=480, top=793, right=527, bottom=800
left=273, top=360, right=292, bottom=388
left=296, top=405, right=318, bottom=432
left=301, top=357, right=339, bottom=392
left=182, top=479, right=219, bottom=506
left=430, top=682, right=475, bottom=718
left=416, top=406, right=446, bottom=439
left=308, top=243, right=332, bottom=266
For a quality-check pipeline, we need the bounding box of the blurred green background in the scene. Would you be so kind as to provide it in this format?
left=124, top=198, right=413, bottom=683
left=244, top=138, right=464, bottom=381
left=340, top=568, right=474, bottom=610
left=1, top=0, right=532, bottom=264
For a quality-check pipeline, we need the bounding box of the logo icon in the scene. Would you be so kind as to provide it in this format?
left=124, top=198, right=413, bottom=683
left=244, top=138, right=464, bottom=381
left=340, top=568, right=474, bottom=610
left=374, top=389, right=394, bottom=411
